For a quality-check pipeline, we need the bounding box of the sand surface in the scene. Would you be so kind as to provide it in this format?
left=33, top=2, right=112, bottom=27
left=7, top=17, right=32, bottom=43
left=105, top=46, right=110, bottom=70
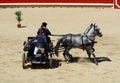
left=0, top=7, right=120, bottom=83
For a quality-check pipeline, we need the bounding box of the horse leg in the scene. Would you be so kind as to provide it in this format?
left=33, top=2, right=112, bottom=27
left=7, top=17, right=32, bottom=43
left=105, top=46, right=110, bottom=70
left=90, top=50, right=98, bottom=65
left=63, top=47, right=71, bottom=64
left=86, top=47, right=98, bottom=65
left=67, top=53, right=73, bottom=60
left=86, top=49, right=91, bottom=59
left=86, top=47, right=95, bottom=59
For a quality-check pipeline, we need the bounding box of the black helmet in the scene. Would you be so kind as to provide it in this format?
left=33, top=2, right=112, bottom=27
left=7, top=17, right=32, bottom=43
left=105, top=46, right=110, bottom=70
left=42, top=22, right=47, bottom=26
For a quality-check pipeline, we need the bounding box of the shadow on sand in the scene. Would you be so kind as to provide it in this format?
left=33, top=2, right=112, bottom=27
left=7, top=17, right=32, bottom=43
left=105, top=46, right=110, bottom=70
left=18, top=26, right=27, bottom=28
left=70, top=56, right=112, bottom=64
left=24, top=59, right=62, bottom=69
left=23, top=57, right=111, bottom=69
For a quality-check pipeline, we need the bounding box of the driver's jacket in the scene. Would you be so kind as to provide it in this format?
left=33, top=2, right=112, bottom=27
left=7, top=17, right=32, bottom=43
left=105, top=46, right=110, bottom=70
left=36, top=27, right=51, bottom=48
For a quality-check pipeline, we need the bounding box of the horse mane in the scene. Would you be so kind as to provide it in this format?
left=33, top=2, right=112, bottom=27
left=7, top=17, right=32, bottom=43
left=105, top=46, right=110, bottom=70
left=84, top=23, right=95, bottom=35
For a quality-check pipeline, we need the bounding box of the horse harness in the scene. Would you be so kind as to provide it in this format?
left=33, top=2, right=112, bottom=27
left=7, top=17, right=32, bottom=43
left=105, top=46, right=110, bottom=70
left=64, top=34, right=73, bottom=47
left=81, top=35, right=96, bottom=50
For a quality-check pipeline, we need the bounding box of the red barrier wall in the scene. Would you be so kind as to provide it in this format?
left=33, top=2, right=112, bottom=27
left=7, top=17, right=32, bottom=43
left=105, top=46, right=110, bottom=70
left=114, top=0, right=120, bottom=8
left=0, top=0, right=113, bottom=4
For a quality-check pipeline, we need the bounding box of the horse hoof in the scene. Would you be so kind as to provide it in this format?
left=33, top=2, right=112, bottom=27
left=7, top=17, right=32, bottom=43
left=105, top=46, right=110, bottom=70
left=95, top=62, right=98, bottom=66
left=66, top=61, right=70, bottom=64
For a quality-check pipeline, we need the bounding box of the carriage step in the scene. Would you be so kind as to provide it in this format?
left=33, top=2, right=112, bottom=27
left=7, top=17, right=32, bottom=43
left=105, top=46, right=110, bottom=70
left=31, top=61, right=46, bottom=64
left=34, top=54, right=42, bottom=58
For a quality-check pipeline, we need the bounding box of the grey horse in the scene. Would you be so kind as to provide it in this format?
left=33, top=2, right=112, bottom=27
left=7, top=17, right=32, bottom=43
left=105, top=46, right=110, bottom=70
left=54, top=23, right=103, bottom=65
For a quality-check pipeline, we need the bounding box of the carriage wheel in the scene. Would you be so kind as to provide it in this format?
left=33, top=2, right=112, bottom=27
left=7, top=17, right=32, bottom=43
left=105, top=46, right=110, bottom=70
left=22, top=53, right=27, bottom=69
left=49, top=54, right=53, bottom=68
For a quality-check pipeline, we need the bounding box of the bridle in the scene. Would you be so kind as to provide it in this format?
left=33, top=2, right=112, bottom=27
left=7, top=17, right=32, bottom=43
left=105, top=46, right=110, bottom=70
left=83, top=24, right=97, bottom=44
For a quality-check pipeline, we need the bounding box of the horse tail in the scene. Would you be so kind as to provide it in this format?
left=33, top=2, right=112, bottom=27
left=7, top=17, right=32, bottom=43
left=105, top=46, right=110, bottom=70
left=55, top=38, right=63, bottom=56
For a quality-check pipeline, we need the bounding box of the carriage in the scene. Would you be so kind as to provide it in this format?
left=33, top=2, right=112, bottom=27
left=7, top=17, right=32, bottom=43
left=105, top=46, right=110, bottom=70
left=22, top=23, right=103, bottom=68
left=22, top=37, right=54, bottom=69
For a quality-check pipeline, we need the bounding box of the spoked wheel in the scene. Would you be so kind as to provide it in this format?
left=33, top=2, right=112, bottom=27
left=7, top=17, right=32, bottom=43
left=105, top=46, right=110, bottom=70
left=22, top=53, right=27, bottom=69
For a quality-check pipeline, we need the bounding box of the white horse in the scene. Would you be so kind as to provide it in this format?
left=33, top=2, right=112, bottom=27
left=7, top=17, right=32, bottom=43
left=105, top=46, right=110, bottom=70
left=55, top=23, right=103, bottom=65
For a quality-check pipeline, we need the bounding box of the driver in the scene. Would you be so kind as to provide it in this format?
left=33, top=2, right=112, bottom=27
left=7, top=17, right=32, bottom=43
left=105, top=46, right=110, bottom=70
left=34, top=22, right=52, bottom=56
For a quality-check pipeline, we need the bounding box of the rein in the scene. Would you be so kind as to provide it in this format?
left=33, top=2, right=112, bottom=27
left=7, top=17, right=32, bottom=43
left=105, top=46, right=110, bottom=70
left=51, top=34, right=65, bottom=36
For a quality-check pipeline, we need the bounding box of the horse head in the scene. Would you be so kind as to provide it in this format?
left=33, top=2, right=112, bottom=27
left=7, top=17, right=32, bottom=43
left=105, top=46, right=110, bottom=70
left=93, top=23, right=103, bottom=37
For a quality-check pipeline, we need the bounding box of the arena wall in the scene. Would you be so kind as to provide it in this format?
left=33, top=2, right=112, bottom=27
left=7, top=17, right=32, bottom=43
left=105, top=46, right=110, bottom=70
left=0, top=0, right=114, bottom=7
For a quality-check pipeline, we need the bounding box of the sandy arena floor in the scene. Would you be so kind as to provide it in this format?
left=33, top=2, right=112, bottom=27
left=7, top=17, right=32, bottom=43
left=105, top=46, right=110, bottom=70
left=0, top=7, right=120, bottom=83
